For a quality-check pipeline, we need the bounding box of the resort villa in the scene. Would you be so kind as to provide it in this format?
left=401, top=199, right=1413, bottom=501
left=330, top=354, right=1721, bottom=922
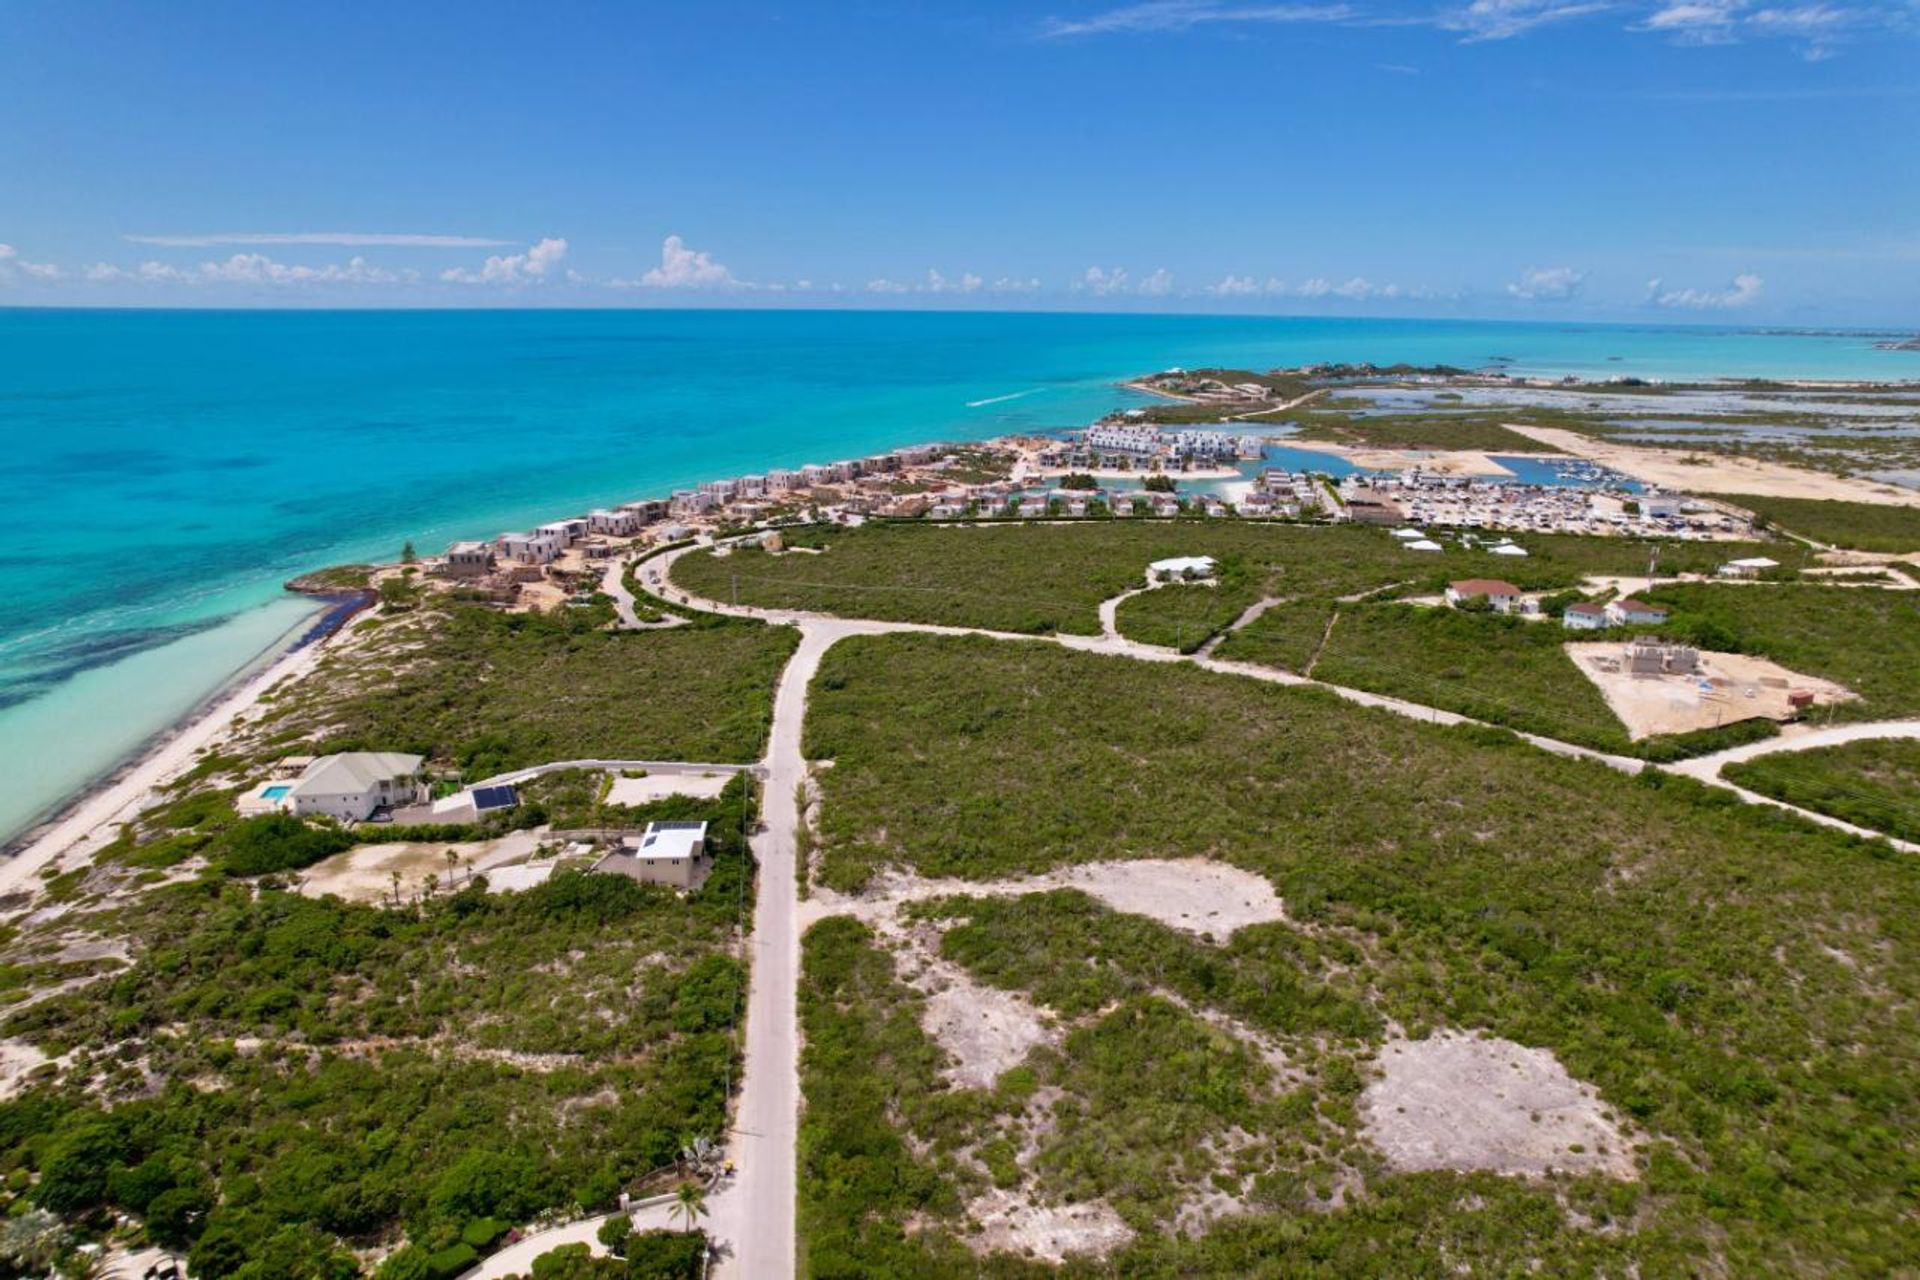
left=443, top=541, right=496, bottom=578
left=591, top=820, right=713, bottom=891
left=239, top=752, right=426, bottom=822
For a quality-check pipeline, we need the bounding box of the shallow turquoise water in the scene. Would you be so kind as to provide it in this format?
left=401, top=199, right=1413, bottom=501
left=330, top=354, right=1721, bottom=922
left=0, top=307, right=1912, bottom=843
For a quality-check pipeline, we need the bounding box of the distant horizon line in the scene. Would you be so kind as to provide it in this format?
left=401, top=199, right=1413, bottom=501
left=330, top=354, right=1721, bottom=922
left=2, top=302, right=1916, bottom=336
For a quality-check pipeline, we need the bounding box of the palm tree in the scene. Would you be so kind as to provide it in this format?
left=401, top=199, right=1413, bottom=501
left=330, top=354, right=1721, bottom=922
left=389, top=868, right=403, bottom=907
left=679, top=1134, right=717, bottom=1175
left=421, top=872, right=438, bottom=900
left=670, top=1180, right=709, bottom=1233
left=462, top=855, right=476, bottom=884
left=444, top=848, right=459, bottom=888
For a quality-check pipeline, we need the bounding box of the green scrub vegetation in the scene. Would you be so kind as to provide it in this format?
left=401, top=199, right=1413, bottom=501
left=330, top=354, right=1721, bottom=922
left=1720, top=493, right=1920, bottom=553
left=1292, top=408, right=1556, bottom=454
left=1224, top=602, right=1754, bottom=759
left=798, top=632, right=1920, bottom=1275
left=251, top=601, right=797, bottom=777
left=1724, top=737, right=1920, bottom=844
left=670, top=521, right=1786, bottom=641
left=0, top=854, right=751, bottom=1278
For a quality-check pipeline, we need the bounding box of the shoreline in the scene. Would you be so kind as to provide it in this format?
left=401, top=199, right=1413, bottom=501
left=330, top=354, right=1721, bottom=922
left=9, top=358, right=1917, bottom=869
left=0, top=592, right=362, bottom=891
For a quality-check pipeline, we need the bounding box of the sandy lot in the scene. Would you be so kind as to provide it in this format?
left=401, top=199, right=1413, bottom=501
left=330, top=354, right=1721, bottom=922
left=809, top=857, right=1286, bottom=943
left=300, top=830, right=542, bottom=903
left=1361, top=1032, right=1637, bottom=1179
left=0, top=1039, right=50, bottom=1101
left=1288, top=440, right=1516, bottom=478
left=962, top=1188, right=1134, bottom=1263
left=914, top=957, right=1054, bottom=1089
left=1505, top=424, right=1920, bottom=506
left=1567, top=642, right=1853, bottom=739
left=605, top=772, right=734, bottom=806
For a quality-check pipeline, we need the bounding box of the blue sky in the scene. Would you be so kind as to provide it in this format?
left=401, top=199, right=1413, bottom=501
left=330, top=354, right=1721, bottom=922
left=2, top=0, right=1916, bottom=322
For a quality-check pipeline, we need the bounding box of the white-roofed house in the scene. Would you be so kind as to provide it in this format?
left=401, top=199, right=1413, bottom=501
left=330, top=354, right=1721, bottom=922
left=1719, top=556, right=1781, bottom=579
left=1148, top=555, right=1217, bottom=584
left=1404, top=538, right=1443, bottom=552
left=286, top=752, right=426, bottom=822
left=1561, top=601, right=1609, bottom=631
left=592, top=820, right=712, bottom=891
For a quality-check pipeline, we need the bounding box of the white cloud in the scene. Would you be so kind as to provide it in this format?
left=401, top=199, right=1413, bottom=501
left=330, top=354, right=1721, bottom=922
left=1439, top=0, right=1612, bottom=41
left=441, top=237, right=569, bottom=285
left=125, top=231, right=511, bottom=248
left=1506, top=265, right=1585, bottom=300
left=866, top=277, right=912, bottom=294
left=0, top=243, right=65, bottom=284
left=992, top=276, right=1043, bottom=293
left=1138, top=267, right=1175, bottom=296
left=636, top=234, right=739, bottom=289
left=1648, top=272, right=1764, bottom=308
left=924, top=268, right=984, bottom=293
left=1042, top=1, right=1356, bottom=37
left=1077, top=266, right=1130, bottom=296
left=73, top=253, right=417, bottom=287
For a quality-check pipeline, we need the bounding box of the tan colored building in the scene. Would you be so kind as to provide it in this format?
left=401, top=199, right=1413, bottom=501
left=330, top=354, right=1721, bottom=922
left=591, top=821, right=712, bottom=891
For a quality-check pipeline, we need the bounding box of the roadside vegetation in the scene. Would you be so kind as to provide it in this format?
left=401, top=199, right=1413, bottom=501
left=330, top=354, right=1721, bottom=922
left=799, top=631, right=1920, bottom=1274
left=1724, top=737, right=1920, bottom=844
left=1719, top=493, right=1920, bottom=553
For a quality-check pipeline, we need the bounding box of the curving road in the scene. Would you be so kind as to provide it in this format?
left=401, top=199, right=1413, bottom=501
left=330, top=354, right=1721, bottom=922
left=627, top=541, right=1920, bottom=1278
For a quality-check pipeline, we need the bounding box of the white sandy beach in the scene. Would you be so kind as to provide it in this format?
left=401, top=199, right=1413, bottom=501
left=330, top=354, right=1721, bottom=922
left=0, top=629, right=332, bottom=898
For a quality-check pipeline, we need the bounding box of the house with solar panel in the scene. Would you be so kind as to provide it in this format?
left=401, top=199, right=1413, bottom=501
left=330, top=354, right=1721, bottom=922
left=592, top=820, right=712, bottom=892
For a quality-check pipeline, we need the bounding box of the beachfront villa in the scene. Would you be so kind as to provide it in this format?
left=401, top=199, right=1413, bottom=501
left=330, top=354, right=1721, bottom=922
left=238, top=752, right=426, bottom=822
left=591, top=820, right=712, bottom=891
left=588, top=508, right=641, bottom=536
left=498, top=531, right=563, bottom=565
left=443, top=541, right=496, bottom=578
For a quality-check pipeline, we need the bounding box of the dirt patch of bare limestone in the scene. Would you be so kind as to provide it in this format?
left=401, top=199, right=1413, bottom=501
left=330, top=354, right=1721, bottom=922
left=1361, top=1031, right=1638, bottom=1180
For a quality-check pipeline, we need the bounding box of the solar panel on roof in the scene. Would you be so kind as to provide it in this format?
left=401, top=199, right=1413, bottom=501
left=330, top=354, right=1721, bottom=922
left=471, top=785, right=518, bottom=812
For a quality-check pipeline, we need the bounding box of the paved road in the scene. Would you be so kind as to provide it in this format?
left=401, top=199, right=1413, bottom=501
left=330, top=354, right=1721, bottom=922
left=708, top=623, right=842, bottom=1278
left=601, top=556, right=687, bottom=630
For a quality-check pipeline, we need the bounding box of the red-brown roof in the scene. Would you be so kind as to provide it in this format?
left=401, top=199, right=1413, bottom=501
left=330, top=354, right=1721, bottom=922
left=1449, top=579, right=1521, bottom=597
left=1566, top=602, right=1606, bottom=615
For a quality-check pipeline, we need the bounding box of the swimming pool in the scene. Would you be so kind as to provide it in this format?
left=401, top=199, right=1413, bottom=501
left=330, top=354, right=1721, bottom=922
left=260, top=784, right=292, bottom=800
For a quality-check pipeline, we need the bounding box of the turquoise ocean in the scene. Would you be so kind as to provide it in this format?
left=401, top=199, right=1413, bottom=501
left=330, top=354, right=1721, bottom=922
left=2, top=307, right=1914, bottom=845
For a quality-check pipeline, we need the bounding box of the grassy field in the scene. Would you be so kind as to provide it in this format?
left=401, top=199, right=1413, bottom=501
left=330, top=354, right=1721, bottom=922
left=1642, top=582, right=1920, bottom=721
left=1718, top=493, right=1920, bottom=553
left=1724, top=738, right=1920, bottom=844
left=798, top=631, right=1920, bottom=1275
left=670, top=521, right=1793, bottom=644
left=247, top=602, right=798, bottom=777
